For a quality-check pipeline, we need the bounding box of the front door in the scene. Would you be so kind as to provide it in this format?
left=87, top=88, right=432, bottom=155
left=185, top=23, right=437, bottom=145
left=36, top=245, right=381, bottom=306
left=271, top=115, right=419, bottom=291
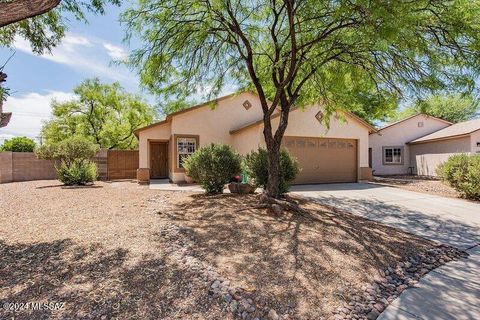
left=150, top=142, right=168, bottom=178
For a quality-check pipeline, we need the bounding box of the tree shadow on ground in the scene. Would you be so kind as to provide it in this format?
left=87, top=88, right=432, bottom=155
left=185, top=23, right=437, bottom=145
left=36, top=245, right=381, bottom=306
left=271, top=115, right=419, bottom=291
left=303, top=194, right=480, bottom=250
left=0, top=239, right=226, bottom=320
left=158, top=193, right=434, bottom=319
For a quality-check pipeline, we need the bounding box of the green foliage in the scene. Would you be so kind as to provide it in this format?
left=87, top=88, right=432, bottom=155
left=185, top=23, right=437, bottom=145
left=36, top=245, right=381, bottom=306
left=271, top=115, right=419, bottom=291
left=161, top=98, right=197, bottom=116
left=392, top=94, right=479, bottom=123
left=244, top=148, right=299, bottom=195
left=0, top=136, right=36, bottom=152
left=56, top=160, right=98, bottom=186
left=0, top=0, right=121, bottom=54
left=437, top=154, right=480, bottom=200
left=183, top=144, right=242, bottom=194
left=123, top=0, right=480, bottom=119
left=42, top=78, right=156, bottom=150
left=35, top=136, right=99, bottom=185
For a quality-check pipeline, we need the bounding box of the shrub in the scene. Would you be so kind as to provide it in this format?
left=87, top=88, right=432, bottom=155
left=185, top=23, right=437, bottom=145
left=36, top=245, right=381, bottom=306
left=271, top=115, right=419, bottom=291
left=437, top=154, right=480, bottom=200
left=0, top=136, right=36, bottom=152
left=35, top=136, right=100, bottom=185
left=244, top=148, right=299, bottom=195
left=183, top=144, right=242, bottom=194
left=57, top=160, right=98, bottom=185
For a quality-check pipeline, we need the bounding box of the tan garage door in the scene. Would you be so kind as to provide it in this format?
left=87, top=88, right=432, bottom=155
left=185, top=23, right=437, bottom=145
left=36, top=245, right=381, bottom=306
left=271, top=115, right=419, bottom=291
left=282, top=136, right=357, bottom=184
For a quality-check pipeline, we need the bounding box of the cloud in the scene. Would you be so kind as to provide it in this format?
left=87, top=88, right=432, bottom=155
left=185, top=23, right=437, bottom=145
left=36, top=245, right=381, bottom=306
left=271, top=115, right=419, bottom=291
left=13, top=33, right=134, bottom=83
left=103, top=43, right=128, bottom=60
left=0, top=91, right=75, bottom=142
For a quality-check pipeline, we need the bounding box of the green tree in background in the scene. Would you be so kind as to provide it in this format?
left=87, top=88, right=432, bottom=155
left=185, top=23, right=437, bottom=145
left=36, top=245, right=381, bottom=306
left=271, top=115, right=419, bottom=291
left=42, top=78, right=156, bottom=150
left=392, top=94, right=479, bottom=123
left=124, top=0, right=480, bottom=198
left=0, top=136, right=36, bottom=152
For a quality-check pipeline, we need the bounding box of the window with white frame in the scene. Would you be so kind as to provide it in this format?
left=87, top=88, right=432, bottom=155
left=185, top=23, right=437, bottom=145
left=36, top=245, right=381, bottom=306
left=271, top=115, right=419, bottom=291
left=177, top=137, right=197, bottom=168
left=383, top=147, right=403, bottom=164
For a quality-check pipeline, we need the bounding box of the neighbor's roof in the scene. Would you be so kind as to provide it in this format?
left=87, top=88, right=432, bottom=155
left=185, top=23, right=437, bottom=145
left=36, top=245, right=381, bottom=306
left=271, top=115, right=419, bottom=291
left=375, top=113, right=452, bottom=134
left=229, top=107, right=377, bottom=134
left=409, top=118, right=480, bottom=144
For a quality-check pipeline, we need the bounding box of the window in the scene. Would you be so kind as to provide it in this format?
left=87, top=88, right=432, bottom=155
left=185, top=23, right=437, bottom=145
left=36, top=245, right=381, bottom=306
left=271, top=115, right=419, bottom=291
left=383, top=147, right=403, bottom=164
left=177, top=137, right=196, bottom=168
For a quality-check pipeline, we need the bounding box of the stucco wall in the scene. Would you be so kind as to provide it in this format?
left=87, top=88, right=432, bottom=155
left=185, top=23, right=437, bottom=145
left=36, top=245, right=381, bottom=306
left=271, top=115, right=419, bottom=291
left=369, top=114, right=451, bottom=175
left=409, top=136, right=471, bottom=176
left=138, top=121, right=172, bottom=168
left=271, top=107, right=370, bottom=168
left=470, top=130, right=480, bottom=154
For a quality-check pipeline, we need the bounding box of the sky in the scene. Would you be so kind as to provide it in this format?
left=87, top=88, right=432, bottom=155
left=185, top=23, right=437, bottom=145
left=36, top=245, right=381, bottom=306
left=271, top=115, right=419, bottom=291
left=0, top=5, right=149, bottom=143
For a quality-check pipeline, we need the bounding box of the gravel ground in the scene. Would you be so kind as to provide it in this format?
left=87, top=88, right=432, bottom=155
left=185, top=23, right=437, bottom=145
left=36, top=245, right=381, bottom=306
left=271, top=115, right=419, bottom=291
left=0, top=180, right=457, bottom=320
left=372, top=175, right=461, bottom=199
left=0, top=180, right=228, bottom=320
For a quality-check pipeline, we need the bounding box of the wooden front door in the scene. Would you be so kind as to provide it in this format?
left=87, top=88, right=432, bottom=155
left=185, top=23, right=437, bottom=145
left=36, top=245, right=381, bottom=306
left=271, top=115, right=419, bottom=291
left=150, top=142, right=168, bottom=179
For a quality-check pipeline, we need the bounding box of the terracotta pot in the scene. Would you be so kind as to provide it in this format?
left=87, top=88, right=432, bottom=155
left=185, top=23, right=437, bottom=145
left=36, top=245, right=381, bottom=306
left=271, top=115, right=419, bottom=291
left=185, top=175, right=194, bottom=184
left=228, top=182, right=254, bottom=194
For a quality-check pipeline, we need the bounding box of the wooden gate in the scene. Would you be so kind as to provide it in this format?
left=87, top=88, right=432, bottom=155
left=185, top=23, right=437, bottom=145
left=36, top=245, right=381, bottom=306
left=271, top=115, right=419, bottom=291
left=107, top=150, right=139, bottom=180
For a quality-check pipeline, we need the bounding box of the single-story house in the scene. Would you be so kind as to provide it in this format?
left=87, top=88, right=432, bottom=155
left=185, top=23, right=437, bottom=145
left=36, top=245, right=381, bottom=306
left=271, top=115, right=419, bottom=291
left=369, top=114, right=480, bottom=176
left=134, top=91, right=376, bottom=184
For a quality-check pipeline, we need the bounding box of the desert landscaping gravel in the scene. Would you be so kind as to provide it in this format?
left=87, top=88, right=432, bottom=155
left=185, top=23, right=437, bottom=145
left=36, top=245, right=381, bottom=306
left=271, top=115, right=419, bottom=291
left=0, top=180, right=466, bottom=319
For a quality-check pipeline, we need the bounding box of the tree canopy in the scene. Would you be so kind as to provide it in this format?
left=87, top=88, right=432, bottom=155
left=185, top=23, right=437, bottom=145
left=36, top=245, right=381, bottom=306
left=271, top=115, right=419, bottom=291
left=393, top=94, right=479, bottom=124
left=0, top=136, right=36, bottom=152
left=42, top=78, right=156, bottom=150
left=0, top=0, right=121, bottom=54
left=124, top=0, right=480, bottom=197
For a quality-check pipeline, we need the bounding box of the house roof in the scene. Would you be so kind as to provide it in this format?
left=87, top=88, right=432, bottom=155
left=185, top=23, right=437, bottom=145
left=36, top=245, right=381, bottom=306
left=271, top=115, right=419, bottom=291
left=375, top=113, right=452, bottom=134
left=229, top=107, right=377, bottom=134
left=408, top=118, right=480, bottom=144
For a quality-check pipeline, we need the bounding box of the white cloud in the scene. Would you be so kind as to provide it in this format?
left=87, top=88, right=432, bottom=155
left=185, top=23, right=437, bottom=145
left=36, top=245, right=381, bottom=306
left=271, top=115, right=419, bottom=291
left=103, top=43, right=128, bottom=60
left=0, top=91, right=75, bottom=141
left=13, top=33, right=134, bottom=83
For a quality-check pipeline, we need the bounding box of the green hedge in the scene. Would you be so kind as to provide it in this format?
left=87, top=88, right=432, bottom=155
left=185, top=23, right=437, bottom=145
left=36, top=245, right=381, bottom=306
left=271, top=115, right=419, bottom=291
left=437, top=154, right=480, bottom=200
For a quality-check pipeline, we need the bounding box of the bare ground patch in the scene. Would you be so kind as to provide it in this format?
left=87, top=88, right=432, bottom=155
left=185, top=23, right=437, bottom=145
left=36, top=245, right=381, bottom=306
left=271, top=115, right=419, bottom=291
left=0, top=180, right=459, bottom=320
left=372, top=175, right=461, bottom=199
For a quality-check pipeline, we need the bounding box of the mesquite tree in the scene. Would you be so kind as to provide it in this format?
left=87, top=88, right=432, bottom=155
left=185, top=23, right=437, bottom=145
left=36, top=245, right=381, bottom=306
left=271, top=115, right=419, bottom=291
left=124, top=0, right=480, bottom=198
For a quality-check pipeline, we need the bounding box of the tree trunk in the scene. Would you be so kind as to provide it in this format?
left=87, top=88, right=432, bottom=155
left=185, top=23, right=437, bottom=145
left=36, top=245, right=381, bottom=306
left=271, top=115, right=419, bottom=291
left=0, top=0, right=61, bottom=28
left=266, top=142, right=281, bottom=198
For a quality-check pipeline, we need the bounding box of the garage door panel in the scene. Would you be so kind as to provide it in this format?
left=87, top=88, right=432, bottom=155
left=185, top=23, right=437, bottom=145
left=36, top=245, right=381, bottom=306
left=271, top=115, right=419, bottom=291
left=282, top=136, right=357, bottom=184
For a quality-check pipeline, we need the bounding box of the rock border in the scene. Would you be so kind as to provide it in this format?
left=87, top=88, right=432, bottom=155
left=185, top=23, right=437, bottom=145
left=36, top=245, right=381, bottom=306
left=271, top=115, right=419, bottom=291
left=331, top=245, right=468, bottom=320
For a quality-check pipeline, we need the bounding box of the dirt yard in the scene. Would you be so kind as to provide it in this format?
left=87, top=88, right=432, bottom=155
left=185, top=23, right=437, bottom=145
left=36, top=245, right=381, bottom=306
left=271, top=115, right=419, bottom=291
left=372, top=175, right=461, bottom=199
left=0, top=180, right=446, bottom=319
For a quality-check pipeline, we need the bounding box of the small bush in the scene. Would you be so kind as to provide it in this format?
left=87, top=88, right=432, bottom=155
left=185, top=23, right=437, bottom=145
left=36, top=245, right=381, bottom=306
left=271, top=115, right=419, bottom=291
left=184, top=144, right=242, bottom=194
left=35, top=136, right=100, bottom=185
left=57, top=160, right=98, bottom=185
left=244, top=148, right=299, bottom=195
left=0, top=136, right=36, bottom=152
left=437, top=154, right=480, bottom=200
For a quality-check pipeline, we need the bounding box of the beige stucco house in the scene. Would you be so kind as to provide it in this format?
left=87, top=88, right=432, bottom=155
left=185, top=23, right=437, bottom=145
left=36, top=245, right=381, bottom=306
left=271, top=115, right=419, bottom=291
left=369, top=115, right=480, bottom=176
left=135, top=92, right=376, bottom=184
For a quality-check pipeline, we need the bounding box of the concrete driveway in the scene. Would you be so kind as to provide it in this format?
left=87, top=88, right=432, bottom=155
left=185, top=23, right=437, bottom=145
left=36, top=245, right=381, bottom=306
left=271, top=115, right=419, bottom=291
left=291, top=183, right=480, bottom=250
left=291, top=183, right=480, bottom=320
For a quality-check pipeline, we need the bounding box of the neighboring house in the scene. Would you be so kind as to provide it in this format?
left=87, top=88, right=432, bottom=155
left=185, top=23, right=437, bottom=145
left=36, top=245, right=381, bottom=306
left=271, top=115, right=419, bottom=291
left=134, top=91, right=376, bottom=184
left=369, top=114, right=452, bottom=175
left=408, top=118, right=480, bottom=176
left=369, top=114, right=480, bottom=176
